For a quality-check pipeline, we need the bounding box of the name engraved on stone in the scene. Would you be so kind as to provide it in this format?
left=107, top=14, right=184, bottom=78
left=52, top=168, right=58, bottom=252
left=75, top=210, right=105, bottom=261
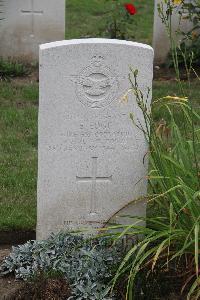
left=21, top=0, right=44, bottom=37
left=47, top=115, right=134, bottom=152
left=73, top=55, right=119, bottom=109
left=76, top=157, right=112, bottom=215
left=48, top=122, right=133, bottom=152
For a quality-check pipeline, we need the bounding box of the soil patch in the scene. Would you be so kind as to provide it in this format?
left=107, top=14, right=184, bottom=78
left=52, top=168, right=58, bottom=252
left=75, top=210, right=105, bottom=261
left=16, top=278, right=71, bottom=300
left=0, top=249, right=71, bottom=300
left=153, top=65, right=200, bottom=80
left=0, top=276, right=71, bottom=300
left=0, top=231, right=36, bottom=246
left=0, top=248, right=11, bottom=262
left=0, top=247, right=25, bottom=300
left=0, top=276, right=25, bottom=300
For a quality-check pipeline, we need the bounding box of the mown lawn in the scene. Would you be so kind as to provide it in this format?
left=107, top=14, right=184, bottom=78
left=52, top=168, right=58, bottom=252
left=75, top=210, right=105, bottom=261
left=65, top=0, right=154, bottom=45
left=0, top=79, right=199, bottom=230
left=0, top=82, right=38, bottom=230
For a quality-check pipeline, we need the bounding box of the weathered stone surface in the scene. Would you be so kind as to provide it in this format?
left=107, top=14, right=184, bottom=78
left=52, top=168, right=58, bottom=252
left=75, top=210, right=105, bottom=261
left=153, top=0, right=193, bottom=65
left=37, top=39, right=153, bottom=239
left=0, top=0, right=65, bottom=61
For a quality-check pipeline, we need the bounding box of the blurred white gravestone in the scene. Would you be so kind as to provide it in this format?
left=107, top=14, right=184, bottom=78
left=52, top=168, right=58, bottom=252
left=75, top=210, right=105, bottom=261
left=0, top=0, right=65, bottom=61
left=153, top=0, right=193, bottom=65
left=37, top=39, right=154, bottom=240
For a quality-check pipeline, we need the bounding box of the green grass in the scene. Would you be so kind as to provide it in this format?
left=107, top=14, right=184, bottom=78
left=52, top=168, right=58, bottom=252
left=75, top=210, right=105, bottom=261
left=0, top=82, right=38, bottom=230
left=153, top=80, right=200, bottom=107
left=66, top=0, right=154, bottom=45
left=153, top=79, right=200, bottom=124
left=0, top=79, right=199, bottom=230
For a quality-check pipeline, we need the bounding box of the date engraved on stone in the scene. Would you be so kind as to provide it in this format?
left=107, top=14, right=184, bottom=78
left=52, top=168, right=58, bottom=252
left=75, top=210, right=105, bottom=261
left=74, top=55, right=118, bottom=109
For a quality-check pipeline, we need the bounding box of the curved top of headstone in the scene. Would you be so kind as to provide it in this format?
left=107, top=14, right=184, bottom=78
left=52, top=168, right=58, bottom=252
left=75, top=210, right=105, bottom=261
left=40, top=38, right=153, bottom=53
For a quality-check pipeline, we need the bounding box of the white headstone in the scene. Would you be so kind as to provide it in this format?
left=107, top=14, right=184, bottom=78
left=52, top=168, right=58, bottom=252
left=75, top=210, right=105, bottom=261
left=153, top=0, right=193, bottom=65
left=37, top=39, right=154, bottom=240
left=0, top=0, right=65, bottom=61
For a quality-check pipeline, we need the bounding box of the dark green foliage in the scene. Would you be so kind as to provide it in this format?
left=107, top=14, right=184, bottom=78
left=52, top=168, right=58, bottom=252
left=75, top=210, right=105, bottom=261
left=111, top=70, right=200, bottom=299
left=0, top=59, right=29, bottom=79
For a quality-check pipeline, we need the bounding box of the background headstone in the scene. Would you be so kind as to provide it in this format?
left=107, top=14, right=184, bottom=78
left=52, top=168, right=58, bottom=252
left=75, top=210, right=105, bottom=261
left=37, top=39, right=153, bottom=240
left=0, top=0, right=65, bottom=61
left=153, top=0, right=193, bottom=65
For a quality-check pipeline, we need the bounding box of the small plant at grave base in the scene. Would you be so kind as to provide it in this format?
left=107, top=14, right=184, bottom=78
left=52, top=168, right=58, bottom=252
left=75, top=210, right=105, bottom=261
left=0, top=58, right=29, bottom=79
left=103, top=0, right=137, bottom=39
left=0, top=232, right=123, bottom=300
left=107, top=67, right=200, bottom=299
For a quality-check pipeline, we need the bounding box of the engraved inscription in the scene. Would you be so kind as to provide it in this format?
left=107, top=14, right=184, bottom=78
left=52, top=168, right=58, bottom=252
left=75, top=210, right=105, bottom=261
left=64, top=220, right=107, bottom=226
left=47, top=115, right=137, bottom=153
left=21, top=0, right=43, bottom=37
left=76, top=157, right=112, bottom=215
left=73, top=55, right=118, bottom=109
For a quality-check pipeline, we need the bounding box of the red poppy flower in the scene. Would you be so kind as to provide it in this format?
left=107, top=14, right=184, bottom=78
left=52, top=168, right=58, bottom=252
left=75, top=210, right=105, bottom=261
left=124, top=3, right=137, bottom=15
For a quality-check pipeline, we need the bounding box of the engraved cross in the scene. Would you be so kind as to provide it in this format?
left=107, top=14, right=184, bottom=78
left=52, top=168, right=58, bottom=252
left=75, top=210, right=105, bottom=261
left=21, top=0, right=43, bottom=36
left=76, top=157, right=112, bottom=215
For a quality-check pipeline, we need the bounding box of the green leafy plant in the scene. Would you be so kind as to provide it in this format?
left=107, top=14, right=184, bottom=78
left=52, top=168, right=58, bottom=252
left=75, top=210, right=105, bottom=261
left=0, top=232, right=122, bottom=299
left=0, top=59, right=29, bottom=79
left=109, top=68, right=200, bottom=299
left=106, top=2, right=200, bottom=298
left=103, top=0, right=137, bottom=39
